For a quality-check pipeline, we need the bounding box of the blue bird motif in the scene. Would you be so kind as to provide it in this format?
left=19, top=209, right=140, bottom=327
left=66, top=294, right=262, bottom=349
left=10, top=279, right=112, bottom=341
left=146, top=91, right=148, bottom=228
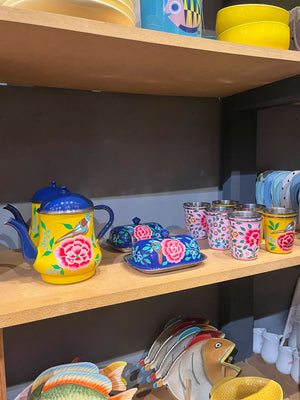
left=55, top=214, right=90, bottom=244
left=271, top=221, right=295, bottom=234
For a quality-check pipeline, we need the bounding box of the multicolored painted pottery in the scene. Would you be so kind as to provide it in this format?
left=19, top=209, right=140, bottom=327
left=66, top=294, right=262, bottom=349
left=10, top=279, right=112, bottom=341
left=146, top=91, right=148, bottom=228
left=263, top=207, right=297, bottom=254
left=107, top=217, right=163, bottom=251
left=4, top=181, right=67, bottom=246
left=237, top=203, right=265, bottom=241
left=183, top=202, right=210, bottom=239
left=228, top=211, right=262, bottom=260
left=124, top=230, right=205, bottom=273
left=5, top=189, right=114, bottom=284
left=153, top=336, right=240, bottom=400
left=205, top=206, right=234, bottom=250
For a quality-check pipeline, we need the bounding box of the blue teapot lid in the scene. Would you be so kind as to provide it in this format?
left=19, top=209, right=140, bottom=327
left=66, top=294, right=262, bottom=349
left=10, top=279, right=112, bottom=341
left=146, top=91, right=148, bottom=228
left=32, top=181, right=68, bottom=203
left=38, top=188, right=94, bottom=214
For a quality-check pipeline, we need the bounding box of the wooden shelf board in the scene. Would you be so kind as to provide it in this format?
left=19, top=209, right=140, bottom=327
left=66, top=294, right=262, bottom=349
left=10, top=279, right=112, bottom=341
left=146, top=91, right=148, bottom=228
left=0, top=234, right=300, bottom=328
left=1, top=6, right=300, bottom=97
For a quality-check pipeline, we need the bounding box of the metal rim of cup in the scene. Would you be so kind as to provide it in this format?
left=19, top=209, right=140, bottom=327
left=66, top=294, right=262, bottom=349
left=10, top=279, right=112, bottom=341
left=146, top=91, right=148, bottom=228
left=212, top=200, right=239, bottom=206
left=263, top=207, right=297, bottom=216
left=183, top=202, right=210, bottom=209
left=238, top=203, right=265, bottom=210
left=205, top=206, right=235, bottom=213
left=228, top=211, right=262, bottom=221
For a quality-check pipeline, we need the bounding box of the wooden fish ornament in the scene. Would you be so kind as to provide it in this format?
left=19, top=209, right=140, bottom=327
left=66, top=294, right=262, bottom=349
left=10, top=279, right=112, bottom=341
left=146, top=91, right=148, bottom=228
left=147, top=330, right=225, bottom=383
left=137, top=317, right=209, bottom=370
left=153, top=337, right=240, bottom=400
left=142, top=321, right=215, bottom=373
left=37, top=371, right=137, bottom=400
left=29, top=362, right=127, bottom=400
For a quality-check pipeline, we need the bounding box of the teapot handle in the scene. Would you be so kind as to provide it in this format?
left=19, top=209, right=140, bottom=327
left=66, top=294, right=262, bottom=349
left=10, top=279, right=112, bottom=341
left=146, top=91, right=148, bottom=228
left=94, top=205, right=115, bottom=240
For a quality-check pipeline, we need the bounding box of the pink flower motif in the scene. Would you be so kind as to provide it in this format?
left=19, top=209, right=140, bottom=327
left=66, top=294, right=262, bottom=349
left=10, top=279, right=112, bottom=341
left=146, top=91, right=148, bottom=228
left=277, top=231, right=294, bottom=252
left=161, top=238, right=185, bottom=263
left=213, top=222, right=218, bottom=227
left=134, top=225, right=152, bottom=241
left=200, top=215, right=207, bottom=229
left=54, top=235, right=94, bottom=271
left=245, top=229, right=260, bottom=247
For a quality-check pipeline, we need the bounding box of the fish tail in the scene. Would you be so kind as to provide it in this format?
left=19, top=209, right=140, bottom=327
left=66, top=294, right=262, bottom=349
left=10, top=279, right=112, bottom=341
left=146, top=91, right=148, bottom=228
left=153, top=379, right=163, bottom=389
left=136, top=360, right=145, bottom=369
left=104, top=365, right=127, bottom=391
left=110, top=388, right=137, bottom=400
left=146, top=373, right=156, bottom=383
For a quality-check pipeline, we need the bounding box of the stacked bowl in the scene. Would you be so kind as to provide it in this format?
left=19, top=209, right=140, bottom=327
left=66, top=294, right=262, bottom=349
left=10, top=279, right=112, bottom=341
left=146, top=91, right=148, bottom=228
left=2, top=0, right=136, bottom=27
left=216, top=4, right=290, bottom=49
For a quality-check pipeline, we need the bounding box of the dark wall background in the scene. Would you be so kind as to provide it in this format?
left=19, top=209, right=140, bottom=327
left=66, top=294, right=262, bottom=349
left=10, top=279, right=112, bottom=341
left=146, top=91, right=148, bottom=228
left=0, top=86, right=220, bottom=203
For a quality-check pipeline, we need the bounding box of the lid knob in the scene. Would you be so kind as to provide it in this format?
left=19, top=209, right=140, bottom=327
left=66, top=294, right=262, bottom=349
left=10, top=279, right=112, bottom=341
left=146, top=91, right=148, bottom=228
left=161, top=230, right=170, bottom=238
left=133, top=217, right=141, bottom=225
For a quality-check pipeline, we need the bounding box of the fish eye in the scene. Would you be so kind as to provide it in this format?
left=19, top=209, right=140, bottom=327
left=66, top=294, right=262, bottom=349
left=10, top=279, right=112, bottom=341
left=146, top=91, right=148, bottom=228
left=169, top=1, right=182, bottom=13
left=215, top=342, right=222, bottom=348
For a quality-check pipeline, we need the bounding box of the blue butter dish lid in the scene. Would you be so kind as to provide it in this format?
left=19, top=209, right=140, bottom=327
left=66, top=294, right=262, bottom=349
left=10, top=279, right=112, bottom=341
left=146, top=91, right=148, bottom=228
left=32, top=180, right=68, bottom=203
left=124, top=230, right=206, bottom=273
left=38, top=188, right=94, bottom=214
left=107, top=217, right=164, bottom=250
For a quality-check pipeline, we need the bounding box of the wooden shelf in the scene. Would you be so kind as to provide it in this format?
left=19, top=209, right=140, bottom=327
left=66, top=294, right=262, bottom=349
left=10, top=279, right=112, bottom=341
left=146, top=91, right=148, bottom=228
left=0, top=234, right=300, bottom=329
left=1, top=6, right=300, bottom=97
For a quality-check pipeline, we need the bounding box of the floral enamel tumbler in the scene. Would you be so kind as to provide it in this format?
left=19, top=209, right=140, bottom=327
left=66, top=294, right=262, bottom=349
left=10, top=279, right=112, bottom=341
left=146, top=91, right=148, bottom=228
left=183, top=202, right=210, bottom=239
left=228, top=211, right=262, bottom=260
left=205, top=206, right=234, bottom=250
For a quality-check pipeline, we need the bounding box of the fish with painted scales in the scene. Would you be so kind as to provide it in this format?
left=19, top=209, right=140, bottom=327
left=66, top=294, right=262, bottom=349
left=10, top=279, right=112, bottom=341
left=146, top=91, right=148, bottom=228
left=153, top=337, right=240, bottom=400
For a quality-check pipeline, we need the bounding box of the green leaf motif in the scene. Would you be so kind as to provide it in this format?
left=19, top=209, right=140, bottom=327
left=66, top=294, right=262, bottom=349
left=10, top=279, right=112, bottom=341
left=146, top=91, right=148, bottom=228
left=269, top=220, right=275, bottom=228
left=51, top=264, right=61, bottom=270
left=274, top=223, right=279, bottom=230
left=248, top=224, right=252, bottom=229
left=145, top=259, right=151, bottom=264
left=92, top=242, right=97, bottom=248
left=60, top=269, right=64, bottom=275
left=61, top=223, right=73, bottom=230
left=268, top=225, right=274, bottom=231
left=243, top=245, right=248, bottom=250
left=33, top=233, right=39, bottom=238
left=240, top=227, right=246, bottom=231
left=33, top=207, right=36, bottom=215
left=41, top=221, right=46, bottom=230
left=42, top=251, right=52, bottom=257
left=163, top=261, right=168, bottom=266
left=185, top=257, right=191, bottom=261
left=49, top=237, right=54, bottom=249
left=95, top=253, right=100, bottom=260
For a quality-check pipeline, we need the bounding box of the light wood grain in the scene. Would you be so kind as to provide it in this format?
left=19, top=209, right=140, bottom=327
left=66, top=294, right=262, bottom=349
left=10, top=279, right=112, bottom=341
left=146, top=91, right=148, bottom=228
left=0, top=235, right=300, bottom=328
left=0, top=6, right=300, bottom=97
left=0, top=329, right=6, bottom=400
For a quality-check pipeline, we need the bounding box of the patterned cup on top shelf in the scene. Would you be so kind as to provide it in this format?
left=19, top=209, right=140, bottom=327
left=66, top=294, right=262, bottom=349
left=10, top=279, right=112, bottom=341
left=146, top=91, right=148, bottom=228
left=183, top=202, right=210, bottom=239
left=237, top=203, right=265, bottom=241
left=263, top=207, right=297, bottom=254
left=205, top=206, right=234, bottom=250
left=228, top=211, right=262, bottom=260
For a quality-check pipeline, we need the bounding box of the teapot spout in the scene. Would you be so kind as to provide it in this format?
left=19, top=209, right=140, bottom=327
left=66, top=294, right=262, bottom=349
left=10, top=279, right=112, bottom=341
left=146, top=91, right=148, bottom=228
left=5, top=218, right=37, bottom=265
left=3, top=204, right=29, bottom=230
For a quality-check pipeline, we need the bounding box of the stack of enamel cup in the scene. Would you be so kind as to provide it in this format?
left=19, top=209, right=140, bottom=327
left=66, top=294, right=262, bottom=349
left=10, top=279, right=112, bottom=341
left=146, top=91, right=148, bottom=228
left=2, top=0, right=136, bottom=27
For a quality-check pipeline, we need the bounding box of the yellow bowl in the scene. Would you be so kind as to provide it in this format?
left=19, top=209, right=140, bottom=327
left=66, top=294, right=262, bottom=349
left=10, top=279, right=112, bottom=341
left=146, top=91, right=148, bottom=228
left=217, top=21, right=290, bottom=50
left=216, top=4, right=289, bottom=36
left=3, top=0, right=136, bottom=26
left=210, top=376, right=283, bottom=400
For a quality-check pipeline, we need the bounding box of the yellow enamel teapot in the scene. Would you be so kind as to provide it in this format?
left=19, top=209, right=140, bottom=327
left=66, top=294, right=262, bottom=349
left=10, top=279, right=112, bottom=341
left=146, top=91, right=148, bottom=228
left=5, top=188, right=114, bottom=284
left=4, top=181, right=67, bottom=246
